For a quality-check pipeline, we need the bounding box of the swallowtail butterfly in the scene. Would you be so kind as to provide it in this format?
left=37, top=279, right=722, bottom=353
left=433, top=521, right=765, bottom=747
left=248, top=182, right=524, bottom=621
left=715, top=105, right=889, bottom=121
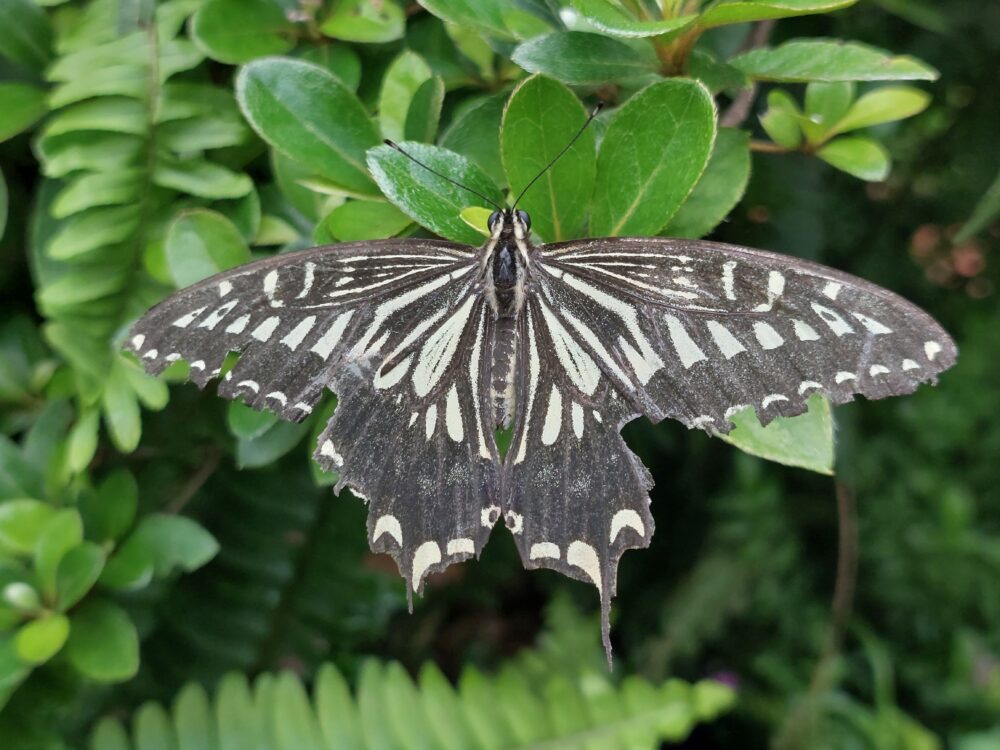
left=125, top=118, right=956, bottom=661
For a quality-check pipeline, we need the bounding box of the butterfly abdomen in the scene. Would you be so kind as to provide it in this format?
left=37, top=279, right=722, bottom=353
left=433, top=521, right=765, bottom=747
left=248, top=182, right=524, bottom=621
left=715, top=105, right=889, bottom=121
left=491, top=316, right=518, bottom=429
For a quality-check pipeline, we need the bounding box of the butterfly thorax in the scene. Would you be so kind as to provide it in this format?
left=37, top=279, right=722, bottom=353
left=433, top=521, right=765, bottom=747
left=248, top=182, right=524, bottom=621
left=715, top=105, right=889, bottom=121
left=484, top=211, right=531, bottom=429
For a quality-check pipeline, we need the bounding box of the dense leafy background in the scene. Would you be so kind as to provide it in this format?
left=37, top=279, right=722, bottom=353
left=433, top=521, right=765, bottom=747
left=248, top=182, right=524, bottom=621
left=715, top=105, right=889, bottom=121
left=0, top=0, right=998, bottom=747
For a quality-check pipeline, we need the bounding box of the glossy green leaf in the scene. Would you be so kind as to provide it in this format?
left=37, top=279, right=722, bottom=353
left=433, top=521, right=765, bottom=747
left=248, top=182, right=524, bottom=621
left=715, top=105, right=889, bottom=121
left=501, top=75, right=595, bottom=243
left=46, top=205, right=140, bottom=260
left=34, top=509, right=83, bottom=598
left=830, top=85, right=931, bottom=135
left=665, top=128, right=751, bottom=239
left=0, top=499, right=55, bottom=555
left=591, top=79, right=716, bottom=237
left=379, top=50, right=433, bottom=143
left=0, top=0, right=53, bottom=70
left=685, top=50, right=750, bottom=95
left=300, top=44, right=362, bottom=91
left=191, top=0, right=296, bottom=64
left=731, top=39, right=939, bottom=82
left=320, top=0, right=405, bottom=44
left=81, top=469, right=138, bottom=543
left=325, top=201, right=413, bottom=241
left=227, top=401, right=279, bottom=441
left=700, top=0, right=857, bottom=28
left=65, top=600, right=139, bottom=682
left=236, top=58, right=380, bottom=197
left=102, top=362, right=142, bottom=453
left=55, top=542, right=105, bottom=610
left=120, top=515, right=219, bottom=578
left=818, top=136, right=891, bottom=181
left=368, top=142, right=504, bottom=245
left=803, top=81, right=855, bottom=141
left=417, top=0, right=515, bottom=41
left=0, top=83, right=48, bottom=142
left=404, top=76, right=445, bottom=144
left=165, top=209, right=251, bottom=288
left=154, top=156, right=254, bottom=200
left=760, top=89, right=804, bottom=149
left=720, top=394, right=834, bottom=474
left=236, top=420, right=311, bottom=468
left=460, top=206, right=492, bottom=237
left=15, top=614, right=69, bottom=665
left=572, top=0, right=696, bottom=38
left=440, top=92, right=508, bottom=187
left=512, top=32, right=658, bottom=86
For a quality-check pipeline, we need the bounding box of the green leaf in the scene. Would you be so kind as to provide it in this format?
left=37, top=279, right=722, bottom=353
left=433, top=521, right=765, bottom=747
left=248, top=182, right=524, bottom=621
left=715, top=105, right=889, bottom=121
left=236, top=420, right=311, bottom=469
left=165, top=209, right=251, bottom=288
left=665, top=128, right=751, bottom=239
left=417, top=0, right=516, bottom=41
left=818, top=136, right=891, bottom=181
left=3, top=582, right=40, bottom=612
left=591, top=79, right=716, bottom=237
left=0, top=499, right=55, bottom=555
left=440, top=92, right=508, bottom=188
left=730, top=39, right=939, bottom=82
left=46, top=205, right=141, bottom=260
left=67, top=408, right=100, bottom=473
left=760, top=89, right=804, bottom=149
left=320, top=0, right=405, bottom=44
left=0, top=168, right=6, bottom=242
left=379, top=50, right=433, bottom=143
left=33, top=509, right=83, bottom=599
left=460, top=206, right=492, bottom=237
left=830, top=85, right=931, bottom=135
left=324, top=201, right=413, bottom=242
left=55, top=542, right=105, bottom=611
left=15, top=614, right=69, bottom=665
left=501, top=75, right=595, bottom=243
left=0, top=83, right=48, bottom=143
left=572, top=0, right=696, bottom=38
left=154, top=156, right=254, bottom=200
left=237, top=58, right=381, bottom=197
left=191, top=0, right=296, bottom=64
left=404, top=76, right=445, bottom=144
left=720, top=394, right=834, bottom=474
left=227, top=401, right=278, bottom=442
left=81, top=469, right=138, bottom=543
left=803, top=81, right=855, bottom=142
left=300, top=44, right=362, bottom=91
left=66, top=600, right=139, bottom=682
left=102, top=363, right=142, bottom=453
left=685, top=50, right=750, bottom=95
left=117, top=514, right=219, bottom=579
left=700, top=0, right=857, bottom=28
left=511, top=32, right=658, bottom=86
left=368, top=142, right=504, bottom=245
left=51, top=170, right=142, bottom=219
left=0, top=0, right=53, bottom=70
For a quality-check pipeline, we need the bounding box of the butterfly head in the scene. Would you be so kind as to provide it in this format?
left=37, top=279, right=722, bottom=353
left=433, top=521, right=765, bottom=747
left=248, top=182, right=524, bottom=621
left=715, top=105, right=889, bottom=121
left=487, top=209, right=531, bottom=239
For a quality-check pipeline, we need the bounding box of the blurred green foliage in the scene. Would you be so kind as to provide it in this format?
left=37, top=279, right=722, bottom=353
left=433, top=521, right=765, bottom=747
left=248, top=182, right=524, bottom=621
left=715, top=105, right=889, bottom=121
left=0, top=0, right=997, bottom=747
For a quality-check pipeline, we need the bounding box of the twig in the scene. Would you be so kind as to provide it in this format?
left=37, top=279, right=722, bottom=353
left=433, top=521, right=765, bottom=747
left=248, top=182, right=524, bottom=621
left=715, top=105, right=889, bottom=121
left=719, top=20, right=777, bottom=128
left=749, top=140, right=789, bottom=154
left=166, top=449, right=221, bottom=514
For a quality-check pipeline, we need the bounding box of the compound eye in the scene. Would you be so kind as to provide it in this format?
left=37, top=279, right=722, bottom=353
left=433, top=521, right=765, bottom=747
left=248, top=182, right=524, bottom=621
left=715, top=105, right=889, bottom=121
left=487, top=210, right=501, bottom=231
left=516, top=210, right=531, bottom=231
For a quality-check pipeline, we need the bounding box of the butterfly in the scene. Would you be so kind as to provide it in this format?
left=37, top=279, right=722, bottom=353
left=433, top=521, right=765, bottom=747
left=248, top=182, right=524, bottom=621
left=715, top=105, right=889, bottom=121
left=125, top=120, right=956, bottom=662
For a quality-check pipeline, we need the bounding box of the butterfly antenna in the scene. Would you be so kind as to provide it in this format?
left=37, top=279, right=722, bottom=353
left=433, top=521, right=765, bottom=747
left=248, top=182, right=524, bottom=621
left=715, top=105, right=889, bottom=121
left=512, top=102, right=604, bottom=209
left=383, top=140, right=503, bottom=211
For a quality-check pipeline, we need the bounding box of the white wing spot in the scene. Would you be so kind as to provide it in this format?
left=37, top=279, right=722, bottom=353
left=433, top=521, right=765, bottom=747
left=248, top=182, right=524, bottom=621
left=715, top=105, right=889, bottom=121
left=571, top=402, right=584, bottom=439
left=172, top=306, right=206, bottom=328
left=530, top=543, right=560, bottom=561
left=902, top=359, right=920, bottom=371
left=664, top=314, right=707, bottom=368
left=822, top=282, right=842, bottom=300
left=540, top=303, right=601, bottom=395
left=505, top=511, right=523, bottom=535
left=799, top=381, right=823, bottom=394
left=250, top=316, right=281, bottom=342
left=852, top=312, right=892, bottom=334
left=753, top=322, right=784, bottom=350
left=541, top=385, right=562, bottom=446
left=408, top=412, right=418, bottom=428
left=722, top=261, right=737, bottom=300
left=219, top=281, right=233, bottom=296
left=869, top=365, right=890, bottom=376
left=131, top=334, right=145, bottom=349
left=236, top=380, right=259, bottom=393
left=446, top=384, right=463, bottom=442
left=835, top=371, right=856, bottom=384
left=725, top=404, right=749, bottom=420
left=320, top=439, right=343, bottom=466
left=566, top=541, right=602, bottom=590
left=265, top=391, right=287, bottom=405
left=311, top=311, right=355, bottom=360
left=143, top=349, right=158, bottom=359
left=762, top=394, right=789, bottom=408
left=610, top=509, right=645, bottom=544
left=447, top=538, right=474, bottom=556
left=190, top=360, right=205, bottom=371
left=263, top=270, right=284, bottom=307
left=481, top=505, right=500, bottom=527
left=924, top=341, right=942, bottom=361
left=706, top=321, right=746, bottom=359
left=280, top=315, right=317, bottom=350
left=296, top=262, right=316, bottom=299
left=754, top=271, right=785, bottom=312
left=166, top=353, right=180, bottom=362
left=292, top=402, right=312, bottom=414
left=592, top=410, right=602, bottom=423
left=812, top=303, right=854, bottom=336
left=412, top=296, right=476, bottom=398
left=373, top=515, right=402, bottom=546
left=198, top=300, right=239, bottom=330
left=374, top=355, right=412, bottom=390
left=793, top=319, right=820, bottom=341
left=424, top=404, right=437, bottom=440
left=411, top=541, right=442, bottom=591
left=226, top=314, right=250, bottom=334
